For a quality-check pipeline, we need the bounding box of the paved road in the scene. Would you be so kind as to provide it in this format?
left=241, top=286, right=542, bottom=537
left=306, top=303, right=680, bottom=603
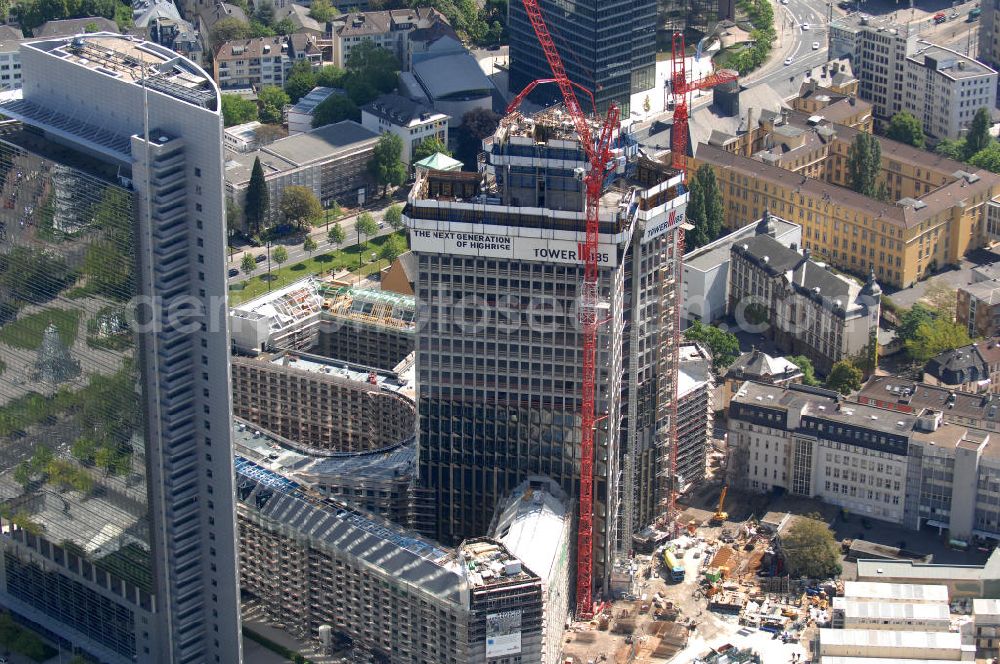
left=226, top=202, right=400, bottom=284
left=743, top=0, right=834, bottom=97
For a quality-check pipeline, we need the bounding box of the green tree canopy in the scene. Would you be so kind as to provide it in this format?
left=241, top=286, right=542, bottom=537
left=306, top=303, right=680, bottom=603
left=303, top=236, right=318, bottom=254
left=781, top=514, right=841, bottom=579
left=886, top=111, right=925, bottom=148
left=241, top=252, right=257, bottom=276
left=683, top=320, right=739, bottom=369
left=905, top=317, right=972, bottom=364
left=257, top=86, right=289, bottom=125
left=315, top=65, right=347, bottom=88
left=787, top=355, right=820, bottom=386
left=345, top=40, right=399, bottom=94
left=846, top=132, right=883, bottom=198
left=271, top=245, right=288, bottom=266
left=384, top=204, right=404, bottom=231
left=369, top=133, right=407, bottom=196
left=685, top=164, right=724, bottom=249
left=413, top=136, right=451, bottom=162
left=936, top=138, right=966, bottom=161
left=245, top=156, right=270, bottom=234
left=279, top=185, right=322, bottom=229
left=684, top=169, right=707, bottom=248
left=826, top=359, right=863, bottom=394
left=969, top=142, right=1000, bottom=174
left=965, top=107, right=993, bottom=160
left=356, top=212, right=378, bottom=242
left=311, top=94, right=359, bottom=127
left=220, top=94, right=258, bottom=127
left=897, top=303, right=939, bottom=342
left=309, top=0, right=337, bottom=22
left=210, top=16, right=252, bottom=48
left=283, top=60, right=317, bottom=103
left=379, top=234, right=406, bottom=264
left=328, top=222, right=346, bottom=246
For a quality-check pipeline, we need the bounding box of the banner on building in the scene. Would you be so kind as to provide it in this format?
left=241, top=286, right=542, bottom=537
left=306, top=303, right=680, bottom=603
left=485, top=610, right=522, bottom=657
left=410, top=229, right=618, bottom=267
left=641, top=205, right=686, bottom=244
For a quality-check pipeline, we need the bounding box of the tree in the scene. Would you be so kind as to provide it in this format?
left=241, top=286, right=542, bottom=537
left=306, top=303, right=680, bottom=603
left=254, top=0, right=275, bottom=25
left=303, top=236, right=318, bottom=255
left=384, top=204, right=404, bottom=231
left=684, top=174, right=708, bottom=248
left=226, top=199, right=242, bottom=246
left=936, top=137, right=967, bottom=161
left=257, top=86, right=289, bottom=125
left=328, top=222, right=346, bottom=247
left=379, top=234, right=406, bottom=264
left=897, top=303, right=939, bottom=343
left=826, top=359, right=863, bottom=394
left=309, top=0, right=337, bottom=22
left=905, top=318, right=972, bottom=364
left=846, top=132, right=882, bottom=198
left=241, top=252, right=257, bottom=276
left=787, top=355, right=820, bottom=386
left=683, top=320, right=739, bottom=369
left=220, top=94, right=258, bottom=127
left=457, top=108, right=501, bottom=167
left=279, top=185, right=322, bottom=229
left=969, top=142, right=1000, bottom=174
left=273, top=17, right=295, bottom=34
left=344, top=76, right=379, bottom=106
left=412, top=136, right=451, bottom=162
left=886, top=111, right=925, bottom=148
left=369, top=133, right=407, bottom=196
left=315, top=65, right=347, bottom=88
left=210, top=16, right=252, bottom=48
left=965, top=107, right=993, bottom=160
left=284, top=60, right=317, bottom=103
left=356, top=212, right=378, bottom=249
left=781, top=514, right=841, bottom=579
left=245, top=156, right=270, bottom=234
left=311, top=94, right=359, bottom=127
left=271, top=245, right=288, bottom=267
left=13, top=462, right=32, bottom=488
left=345, top=40, right=399, bottom=94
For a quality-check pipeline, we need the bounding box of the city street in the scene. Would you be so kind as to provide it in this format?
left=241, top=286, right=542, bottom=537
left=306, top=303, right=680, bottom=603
left=743, top=0, right=834, bottom=98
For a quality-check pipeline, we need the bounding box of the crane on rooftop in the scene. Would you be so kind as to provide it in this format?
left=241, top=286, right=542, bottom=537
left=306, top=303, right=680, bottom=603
left=506, top=0, right=619, bottom=621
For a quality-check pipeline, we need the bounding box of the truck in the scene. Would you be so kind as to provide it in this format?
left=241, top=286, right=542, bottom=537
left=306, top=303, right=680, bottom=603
left=664, top=550, right=685, bottom=582
left=970, top=7, right=982, bottom=20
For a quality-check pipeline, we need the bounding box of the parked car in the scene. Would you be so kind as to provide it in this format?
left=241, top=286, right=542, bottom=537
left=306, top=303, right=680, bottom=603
left=255, top=254, right=266, bottom=263
left=228, top=268, right=239, bottom=277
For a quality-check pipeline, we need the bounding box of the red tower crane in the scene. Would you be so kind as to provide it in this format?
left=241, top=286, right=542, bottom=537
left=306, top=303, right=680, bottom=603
left=507, top=0, right=620, bottom=620
left=666, top=33, right=737, bottom=529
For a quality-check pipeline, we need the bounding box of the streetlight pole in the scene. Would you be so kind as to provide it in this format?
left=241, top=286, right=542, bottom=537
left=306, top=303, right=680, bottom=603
left=266, top=239, right=272, bottom=292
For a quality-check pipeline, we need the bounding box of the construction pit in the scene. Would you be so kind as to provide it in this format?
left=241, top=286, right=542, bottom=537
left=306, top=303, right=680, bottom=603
left=560, top=511, right=817, bottom=664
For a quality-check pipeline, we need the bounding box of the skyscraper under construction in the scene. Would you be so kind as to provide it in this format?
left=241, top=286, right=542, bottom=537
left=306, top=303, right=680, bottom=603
left=405, top=109, right=688, bottom=587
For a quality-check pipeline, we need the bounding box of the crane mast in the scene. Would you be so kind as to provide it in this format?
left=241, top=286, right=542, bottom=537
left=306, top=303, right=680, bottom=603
left=512, top=0, right=618, bottom=620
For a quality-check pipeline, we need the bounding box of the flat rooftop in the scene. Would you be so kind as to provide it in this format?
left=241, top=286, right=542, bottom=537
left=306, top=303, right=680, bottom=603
left=818, top=628, right=962, bottom=650
left=684, top=214, right=800, bottom=272
left=909, top=42, right=996, bottom=80
left=843, top=581, right=950, bottom=603
left=270, top=352, right=412, bottom=395
left=831, top=597, right=950, bottom=621
left=458, top=538, right=538, bottom=589
left=857, top=558, right=985, bottom=581
left=30, top=34, right=214, bottom=107
left=974, top=598, right=1000, bottom=616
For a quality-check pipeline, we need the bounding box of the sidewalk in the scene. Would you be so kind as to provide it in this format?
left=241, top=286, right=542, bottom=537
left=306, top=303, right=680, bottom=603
left=742, top=0, right=800, bottom=86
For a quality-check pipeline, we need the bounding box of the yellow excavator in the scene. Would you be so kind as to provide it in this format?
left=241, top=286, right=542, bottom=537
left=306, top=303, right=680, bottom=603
left=710, top=485, right=729, bottom=525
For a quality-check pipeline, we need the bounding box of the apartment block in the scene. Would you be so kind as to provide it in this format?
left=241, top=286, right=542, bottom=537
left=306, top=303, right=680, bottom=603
left=0, top=34, right=240, bottom=663
left=235, top=458, right=549, bottom=663
left=213, top=34, right=323, bottom=92
left=729, top=380, right=1000, bottom=542
left=225, top=120, right=379, bottom=228
left=974, top=598, right=1000, bottom=657
left=728, top=223, right=882, bottom=374
left=405, top=109, right=688, bottom=582
left=830, top=12, right=996, bottom=138
left=231, top=352, right=415, bottom=454
left=360, top=93, right=448, bottom=164
left=0, top=28, right=24, bottom=91
left=330, top=8, right=450, bottom=69
left=691, top=109, right=1000, bottom=288
left=979, top=0, right=1000, bottom=72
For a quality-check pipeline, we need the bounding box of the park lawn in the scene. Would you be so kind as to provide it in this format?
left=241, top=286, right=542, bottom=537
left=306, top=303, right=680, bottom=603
left=0, top=308, right=82, bottom=350
left=228, top=232, right=406, bottom=306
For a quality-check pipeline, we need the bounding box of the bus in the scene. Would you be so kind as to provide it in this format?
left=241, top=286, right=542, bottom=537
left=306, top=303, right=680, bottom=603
left=663, top=550, right=685, bottom=582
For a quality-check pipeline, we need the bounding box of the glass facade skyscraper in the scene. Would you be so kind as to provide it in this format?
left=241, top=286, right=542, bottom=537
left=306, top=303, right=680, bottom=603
left=508, top=0, right=657, bottom=116
left=0, top=34, right=240, bottom=663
